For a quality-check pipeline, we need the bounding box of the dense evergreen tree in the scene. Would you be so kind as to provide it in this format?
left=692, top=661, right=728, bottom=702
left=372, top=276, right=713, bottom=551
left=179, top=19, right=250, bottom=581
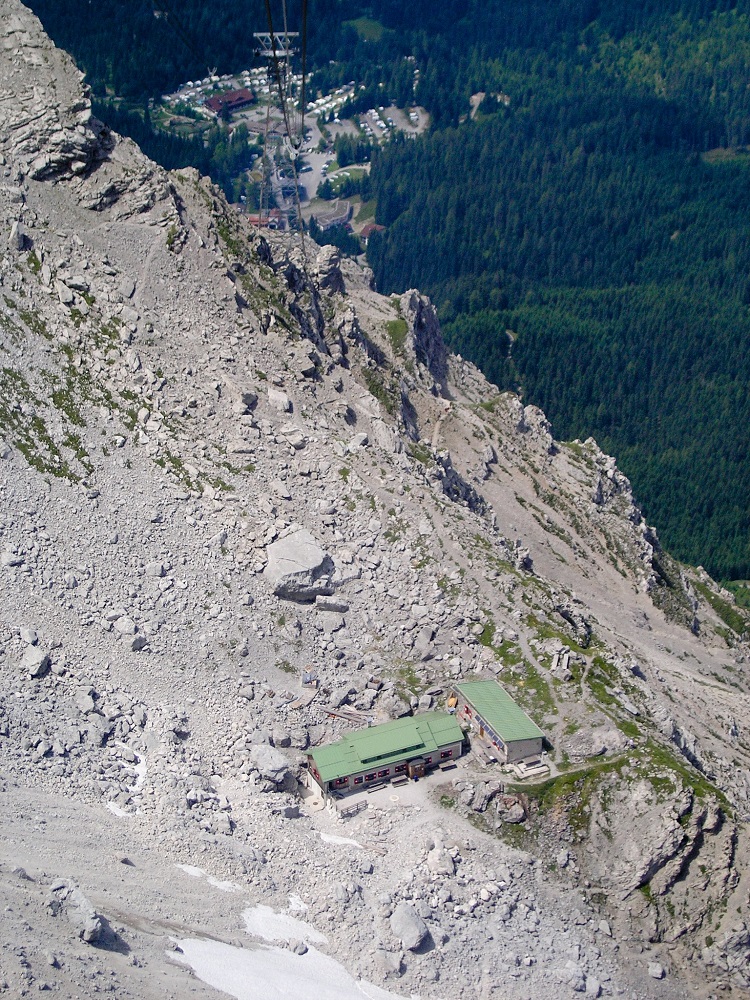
left=363, top=6, right=750, bottom=579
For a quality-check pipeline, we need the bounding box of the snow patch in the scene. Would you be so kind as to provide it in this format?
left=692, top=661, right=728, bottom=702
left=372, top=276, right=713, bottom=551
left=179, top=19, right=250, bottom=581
left=320, top=832, right=362, bottom=848
left=173, top=937, right=409, bottom=1000
left=176, top=864, right=206, bottom=878
left=106, top=801, right=130, bottom=818
left=175, top=864, right=243, bottom=893
left=243, top=904, right=327, bottom=945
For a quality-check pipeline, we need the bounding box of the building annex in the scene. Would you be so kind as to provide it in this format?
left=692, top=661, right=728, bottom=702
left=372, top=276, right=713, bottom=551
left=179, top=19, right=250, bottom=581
left=450, top=680, right=544, bottom=764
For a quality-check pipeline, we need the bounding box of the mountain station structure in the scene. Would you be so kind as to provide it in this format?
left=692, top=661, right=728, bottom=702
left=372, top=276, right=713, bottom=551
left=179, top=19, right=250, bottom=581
left=307, top=712, right=464, bottom=796
left=449, top=680, right=544, bottom=763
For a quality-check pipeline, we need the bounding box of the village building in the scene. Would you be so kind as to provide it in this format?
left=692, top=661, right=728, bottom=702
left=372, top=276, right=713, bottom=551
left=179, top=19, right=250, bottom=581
left=307, top=712, right=464, bottom=797
left=314, top=199, right=353, bottom=231
left=205, top=87, right=256, bottom=117
left=359, top=222, right=385, bottom=244
left=246, top=208, right=284, bottom=229
left=450, top=680, right=544, bottom=763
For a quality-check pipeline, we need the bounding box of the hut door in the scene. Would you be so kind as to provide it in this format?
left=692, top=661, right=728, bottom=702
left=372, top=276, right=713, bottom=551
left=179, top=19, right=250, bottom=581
left=408, top=758, right=426, bottom=779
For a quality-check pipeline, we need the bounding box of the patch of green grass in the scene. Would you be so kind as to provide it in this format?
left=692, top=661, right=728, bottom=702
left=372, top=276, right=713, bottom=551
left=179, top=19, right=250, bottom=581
left=437, top=574, right=462, bottom=598
left=723, top=580, right=750, bottom=609
left=356, top=198, right=377, bottom=223
left=409, top=441, right=433, bottom=466
left=694, top=579, right=748, bottom=636
left=386, top=317, right=408, bottom=356
left=479, top=621, right=496, bottom=647
left=519, top=756, right=626, bottom=834
left=51, top=385, right=85, bottom=427
left=26, top=251, right=42, bottom=275
left=527, top=612, right=591, bottom=655
left=0, top=367, right=78, bottom=481
left=564, top=439, right=595, bottom=465
left=19, top=309, right=51, bottom=341
left=584, top=655, right=620, bottom=708
left=617, top=717, right=640, bottom=739
left=384, top=517, right=407, bottom=543
left=0, top=308, right=24, bottom=344
left=343, top=15, right=384, bottom=40
left=206, top=475, right=234, bottom=492
left=393, top=660, right=424, bottom=700
left=497, top=640, right=525, bottom=667
left=650, top=551, right=696, bottom=628
left=362, top=368, right=397, bottom=414
left=642, top=739, right=730, bottom=809
left=491, top=814, right=532, bottom=850
left=475, top=613, right=525, bottom=668
left=92, top=317, right=122, bottom=349
left=61, top=432, right=93, bottom=474
left=506, top=660, right=557, bottom=718
left=215, top=216, right=245, bottom=259
left=160, top=449, right=195, bottom=488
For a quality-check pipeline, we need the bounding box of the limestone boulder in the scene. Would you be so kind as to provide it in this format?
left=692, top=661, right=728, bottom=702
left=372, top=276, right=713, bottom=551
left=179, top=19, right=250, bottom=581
left=248, top=744, right=293, bottom=786
left=264, top=529, right=335, bottom=601
left=21, top=646, right=50, bottom=678
left=426, top=847, right=454, bottom=876
left=390, top=901, right=430, bottom=951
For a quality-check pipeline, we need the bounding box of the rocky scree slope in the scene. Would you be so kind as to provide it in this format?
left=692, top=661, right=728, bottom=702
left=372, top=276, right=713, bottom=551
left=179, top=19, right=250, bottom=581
left=2, top=2, right=750, bottom=997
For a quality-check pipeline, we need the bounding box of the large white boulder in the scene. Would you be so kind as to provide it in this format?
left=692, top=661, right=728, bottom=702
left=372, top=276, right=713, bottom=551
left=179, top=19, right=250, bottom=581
left=264, top=529, right=335, bottom=601
left=390, top=901, right=429, bottom=951
left=248, top=745, right=293, bottom=786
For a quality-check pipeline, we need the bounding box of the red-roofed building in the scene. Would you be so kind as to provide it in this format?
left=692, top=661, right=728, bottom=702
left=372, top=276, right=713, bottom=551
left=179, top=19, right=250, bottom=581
left=205, top=87, right=256, bottom=117
left=360, top=222, right=385, bottom=243
left=246, top=208, right=283, bottom=229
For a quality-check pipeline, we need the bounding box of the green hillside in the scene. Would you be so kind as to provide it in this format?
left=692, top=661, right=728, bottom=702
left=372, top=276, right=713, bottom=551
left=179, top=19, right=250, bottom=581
left=365, top=5, right=750, bottom=579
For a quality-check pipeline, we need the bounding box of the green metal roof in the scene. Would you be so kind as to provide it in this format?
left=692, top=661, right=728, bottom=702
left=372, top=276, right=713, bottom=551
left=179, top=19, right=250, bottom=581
left=310, top=712, right=463, bottom=784
left=455, top=680, right=544, bottom=742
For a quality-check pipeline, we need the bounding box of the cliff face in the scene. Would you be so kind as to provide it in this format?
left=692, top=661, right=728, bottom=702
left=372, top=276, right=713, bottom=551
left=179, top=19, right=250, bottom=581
left=2, top=3, right=750, bottom=998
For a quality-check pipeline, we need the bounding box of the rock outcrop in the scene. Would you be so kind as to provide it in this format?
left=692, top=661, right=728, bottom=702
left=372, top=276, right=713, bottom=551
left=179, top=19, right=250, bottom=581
left=400, top=289, right=448, bottom=389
